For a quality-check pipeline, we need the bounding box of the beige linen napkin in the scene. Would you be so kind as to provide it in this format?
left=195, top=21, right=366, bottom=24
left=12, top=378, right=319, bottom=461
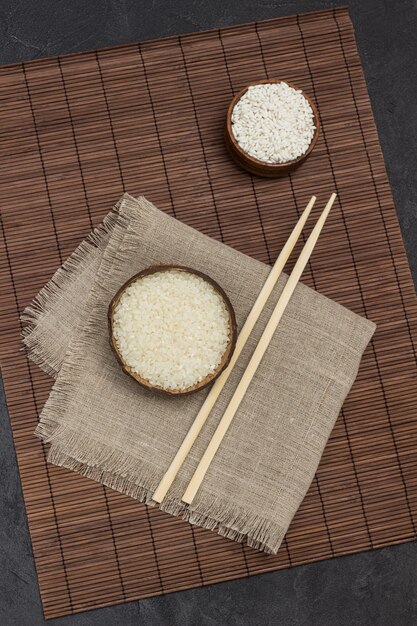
left=23, top=193, right=375, bottom=554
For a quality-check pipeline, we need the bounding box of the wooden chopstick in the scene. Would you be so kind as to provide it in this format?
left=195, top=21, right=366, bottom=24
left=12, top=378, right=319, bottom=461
left=152, top=195, right=317, bottom=504
left=181, top=192, right=337, bottom=505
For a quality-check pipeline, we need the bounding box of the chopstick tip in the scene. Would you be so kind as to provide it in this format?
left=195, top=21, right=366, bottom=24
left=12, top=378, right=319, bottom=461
left=324, top=192, right=337, bottom=212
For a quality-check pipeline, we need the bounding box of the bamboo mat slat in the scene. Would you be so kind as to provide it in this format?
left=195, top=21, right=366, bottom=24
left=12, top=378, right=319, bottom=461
left=1, top=6, right=417, bottom=619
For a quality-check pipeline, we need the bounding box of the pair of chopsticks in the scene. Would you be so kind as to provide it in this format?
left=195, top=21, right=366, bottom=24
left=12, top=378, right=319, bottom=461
left=153, top=192, right=337, bottom=506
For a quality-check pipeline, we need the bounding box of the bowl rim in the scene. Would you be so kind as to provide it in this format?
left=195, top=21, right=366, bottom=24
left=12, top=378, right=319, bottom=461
left=108, top=264, right=237, bottom=397
left=225, top=78, right=320, bottom=169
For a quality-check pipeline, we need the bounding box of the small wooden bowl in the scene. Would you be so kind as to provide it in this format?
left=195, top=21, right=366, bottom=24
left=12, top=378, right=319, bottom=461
left=225, top=79, right=320, bottom=178
left=108, top=265, right=237, bottom=397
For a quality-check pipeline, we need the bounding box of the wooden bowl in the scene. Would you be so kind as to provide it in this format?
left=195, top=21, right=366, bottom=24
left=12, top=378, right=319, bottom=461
left=225, top=79, right=320, bottom=178
left=108, top=265, right=237, bottom=396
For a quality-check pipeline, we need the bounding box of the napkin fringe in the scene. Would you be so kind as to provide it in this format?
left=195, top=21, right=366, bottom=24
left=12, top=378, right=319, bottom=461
left=34, top=195, right=150, bottom=447
left=167, top=500, right=285, bottom=554
left=36, top=420, right=284, bottom=554
left=21, top=207, right=120, bottom=378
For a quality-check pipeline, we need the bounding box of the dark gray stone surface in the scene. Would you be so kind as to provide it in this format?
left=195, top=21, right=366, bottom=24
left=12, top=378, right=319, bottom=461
left=1, top=1, right=417, bottom=624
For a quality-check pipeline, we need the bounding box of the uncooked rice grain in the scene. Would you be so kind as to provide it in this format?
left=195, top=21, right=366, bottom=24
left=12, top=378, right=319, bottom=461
left=231, top=82, right=316, bottom=164
left=112, top=270, right=231, bottom=391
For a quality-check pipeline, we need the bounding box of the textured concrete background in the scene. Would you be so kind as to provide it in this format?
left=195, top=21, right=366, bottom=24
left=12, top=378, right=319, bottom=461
left=1, top=1, right=417, bottom=624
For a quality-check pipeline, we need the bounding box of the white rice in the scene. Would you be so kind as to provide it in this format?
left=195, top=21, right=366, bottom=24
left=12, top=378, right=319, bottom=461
left=231, top=81, right=316, bottom=164
left=112, top=270, right=231, bottom=391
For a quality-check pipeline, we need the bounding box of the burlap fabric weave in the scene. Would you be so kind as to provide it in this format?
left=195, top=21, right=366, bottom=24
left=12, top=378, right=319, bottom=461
left=23, top=193, right=375, bottom=554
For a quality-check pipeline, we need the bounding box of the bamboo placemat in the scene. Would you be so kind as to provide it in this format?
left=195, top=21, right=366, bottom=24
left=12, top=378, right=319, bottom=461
left=1, top=6, right=417, bottom=619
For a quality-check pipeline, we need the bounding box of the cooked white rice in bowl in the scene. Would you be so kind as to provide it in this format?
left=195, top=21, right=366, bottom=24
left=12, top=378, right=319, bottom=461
left=109, top=266, right=236, bottom=395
